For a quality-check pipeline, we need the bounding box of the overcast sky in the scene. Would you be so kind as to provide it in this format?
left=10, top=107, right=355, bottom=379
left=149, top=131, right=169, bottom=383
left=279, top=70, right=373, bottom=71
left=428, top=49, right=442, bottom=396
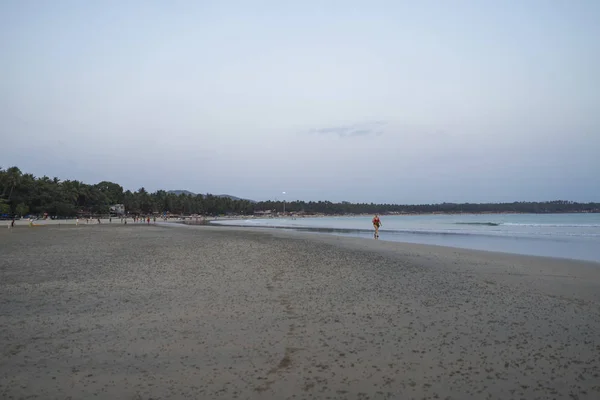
left=1, top=0, right=599, bottom=203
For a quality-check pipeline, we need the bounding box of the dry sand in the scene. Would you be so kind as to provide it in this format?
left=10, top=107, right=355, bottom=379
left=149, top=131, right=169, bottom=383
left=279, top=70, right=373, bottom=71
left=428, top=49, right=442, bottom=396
left=1, top=224, right=599, bottom=400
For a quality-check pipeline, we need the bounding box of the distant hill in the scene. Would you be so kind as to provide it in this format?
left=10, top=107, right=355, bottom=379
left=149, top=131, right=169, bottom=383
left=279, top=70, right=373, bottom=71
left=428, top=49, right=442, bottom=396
left=167, top=190, right=255, bottom=203
left=216, top=194, right=256, bottom=203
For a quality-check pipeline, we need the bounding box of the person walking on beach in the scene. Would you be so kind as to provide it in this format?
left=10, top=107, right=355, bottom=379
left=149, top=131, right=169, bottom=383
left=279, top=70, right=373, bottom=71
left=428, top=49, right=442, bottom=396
left=372, top=214, right=382, bottom=239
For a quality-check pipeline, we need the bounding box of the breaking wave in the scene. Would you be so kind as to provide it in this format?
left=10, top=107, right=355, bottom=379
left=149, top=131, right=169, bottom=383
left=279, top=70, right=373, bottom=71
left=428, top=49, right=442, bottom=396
left=454, top=222, right=501, bottom=226
left=502, top=223, right=600, bottom=228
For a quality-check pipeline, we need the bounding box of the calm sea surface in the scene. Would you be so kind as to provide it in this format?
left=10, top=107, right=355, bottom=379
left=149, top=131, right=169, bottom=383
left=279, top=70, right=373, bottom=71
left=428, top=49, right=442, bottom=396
left=211, top=213, right=600, bottom=263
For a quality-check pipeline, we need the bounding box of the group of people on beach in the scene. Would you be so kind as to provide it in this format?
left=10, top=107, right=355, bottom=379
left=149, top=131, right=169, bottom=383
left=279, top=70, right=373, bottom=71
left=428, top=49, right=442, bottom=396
left=132, top=216, right=154, bottom=224
left=72, top=216, right=157, bottom=225
left=75, top=218, right=101, bottom=225
left=11, top=213, right=382, bottom=237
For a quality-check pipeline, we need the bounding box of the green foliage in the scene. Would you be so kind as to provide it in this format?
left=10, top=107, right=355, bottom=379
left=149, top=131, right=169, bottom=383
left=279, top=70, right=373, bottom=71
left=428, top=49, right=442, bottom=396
left=15, top=203, right=29, bottom=216
left=0, top=199, right=10, bottom=215
left=0, top=166, right=598, bottom=217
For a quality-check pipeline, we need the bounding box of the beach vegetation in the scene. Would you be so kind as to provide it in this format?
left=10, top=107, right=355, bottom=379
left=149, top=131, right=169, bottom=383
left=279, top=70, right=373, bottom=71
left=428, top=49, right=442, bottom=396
left=0, top=166, right=598, bottom=217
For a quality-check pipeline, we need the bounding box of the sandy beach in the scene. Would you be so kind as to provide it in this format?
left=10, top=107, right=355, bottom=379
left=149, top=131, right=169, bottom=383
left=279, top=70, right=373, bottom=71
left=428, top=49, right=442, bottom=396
left=1, top=224, right=599, bottom=399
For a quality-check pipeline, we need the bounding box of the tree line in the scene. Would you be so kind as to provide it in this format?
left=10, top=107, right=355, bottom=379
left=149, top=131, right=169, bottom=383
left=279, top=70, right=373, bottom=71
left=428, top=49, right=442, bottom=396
left=1, top=166, right=598, bottom=218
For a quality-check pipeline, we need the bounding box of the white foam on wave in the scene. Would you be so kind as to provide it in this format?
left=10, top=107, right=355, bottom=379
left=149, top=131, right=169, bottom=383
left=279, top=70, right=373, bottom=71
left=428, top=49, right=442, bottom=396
left=502, top=223, right=600, bottom=228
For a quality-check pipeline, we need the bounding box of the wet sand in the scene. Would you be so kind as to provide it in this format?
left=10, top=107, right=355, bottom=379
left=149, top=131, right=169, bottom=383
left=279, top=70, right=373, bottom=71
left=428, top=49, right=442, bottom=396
left=1, top=224, right=599, bottom=399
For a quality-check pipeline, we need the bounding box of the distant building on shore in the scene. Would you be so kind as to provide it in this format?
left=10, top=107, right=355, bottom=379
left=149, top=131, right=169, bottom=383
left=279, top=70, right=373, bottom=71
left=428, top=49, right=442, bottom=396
left=254, top=210, right=272, bottom=216
left=110, top=204, right=125, bottom=215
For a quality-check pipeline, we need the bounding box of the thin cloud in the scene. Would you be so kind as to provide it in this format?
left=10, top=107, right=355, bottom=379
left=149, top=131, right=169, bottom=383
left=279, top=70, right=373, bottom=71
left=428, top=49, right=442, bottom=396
left=309, top=121, right=388, bottom=138
left=347, top=129, right=370, bottom=136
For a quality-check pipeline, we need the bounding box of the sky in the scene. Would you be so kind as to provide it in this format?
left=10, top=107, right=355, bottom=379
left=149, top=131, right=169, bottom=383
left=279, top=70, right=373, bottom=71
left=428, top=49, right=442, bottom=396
left=1, top=0, right=599, bottom=204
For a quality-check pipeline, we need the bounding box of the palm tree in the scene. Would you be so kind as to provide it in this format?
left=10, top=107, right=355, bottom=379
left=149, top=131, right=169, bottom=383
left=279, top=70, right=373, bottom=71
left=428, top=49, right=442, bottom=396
left=61, top=180, right=80, bottom=204
left=5, top=166, right=22, bottom=201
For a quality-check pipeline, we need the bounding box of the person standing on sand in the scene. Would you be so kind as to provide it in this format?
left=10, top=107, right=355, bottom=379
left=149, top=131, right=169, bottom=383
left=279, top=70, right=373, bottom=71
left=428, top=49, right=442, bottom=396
left=372, top=214, right=382, bottom=238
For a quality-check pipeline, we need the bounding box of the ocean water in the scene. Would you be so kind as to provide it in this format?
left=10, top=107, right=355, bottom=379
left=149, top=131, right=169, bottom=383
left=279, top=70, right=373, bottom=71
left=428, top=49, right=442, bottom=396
left=211, top=213, right=600, bottom=263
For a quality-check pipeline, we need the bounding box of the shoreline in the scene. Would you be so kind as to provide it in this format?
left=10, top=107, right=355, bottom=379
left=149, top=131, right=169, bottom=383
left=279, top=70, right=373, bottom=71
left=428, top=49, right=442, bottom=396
left=204, top=223, right=600, bottom=267
left=9, top=216, right=599, bottom=264
left=202, top=219, right=600, bottom=264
